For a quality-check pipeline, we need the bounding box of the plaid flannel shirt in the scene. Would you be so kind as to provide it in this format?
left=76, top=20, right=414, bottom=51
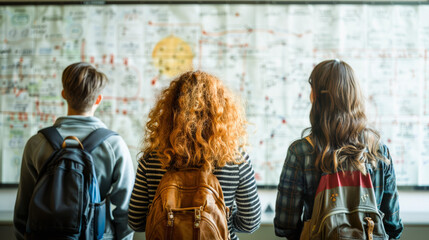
left=274, top=138, right=404, bottom=240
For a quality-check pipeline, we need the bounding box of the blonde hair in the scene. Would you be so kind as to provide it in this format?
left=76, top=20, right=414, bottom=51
left=62, top=62, right=108, bottom=112
left=307, top=59, right=389, bottom=174
left=143, top=71, right=247, bottom=172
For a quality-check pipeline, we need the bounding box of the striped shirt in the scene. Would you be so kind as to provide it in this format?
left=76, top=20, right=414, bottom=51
left=274, top=138, right=404, bottom=240
left=128, top=152, right=261, bottom=240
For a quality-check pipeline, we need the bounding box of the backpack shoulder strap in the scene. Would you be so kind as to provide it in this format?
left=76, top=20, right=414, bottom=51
left=82, top=128, right=118, bottom=153
left=38, top=126, right=63, bottom=150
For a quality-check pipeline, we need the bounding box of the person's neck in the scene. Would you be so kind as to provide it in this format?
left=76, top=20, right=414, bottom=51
left=67, top=108, right=94, bottom=117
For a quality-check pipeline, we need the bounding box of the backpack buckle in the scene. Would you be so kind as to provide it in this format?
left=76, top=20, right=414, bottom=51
left=167, top=210, right=174, bottom=227
left=194, top=207, right=202, bottom=228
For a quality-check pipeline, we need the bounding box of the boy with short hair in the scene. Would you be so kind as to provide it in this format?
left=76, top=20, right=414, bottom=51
left=14, top=62, right=135, bottom=240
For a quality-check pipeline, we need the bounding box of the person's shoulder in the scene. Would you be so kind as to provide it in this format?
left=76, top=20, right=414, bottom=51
left=376, top=142, right=393, bottom=168
left=26, top=130, right=49, bottom=149
left=99, top=128, right=127, bottom=147
left=29, top=131, right=46, bottom=142
left=377, top=142, right=390, bottom=156
left=93, top=128, right=132, bottom=162
left=140, top=152, right=163, bottom=165
left=288, top=137, right=314, bottom=156
left=223, top=151, right=252, bottom=170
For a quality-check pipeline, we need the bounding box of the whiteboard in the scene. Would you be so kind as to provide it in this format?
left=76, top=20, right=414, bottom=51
left=1, top=3, right=428, bottom=186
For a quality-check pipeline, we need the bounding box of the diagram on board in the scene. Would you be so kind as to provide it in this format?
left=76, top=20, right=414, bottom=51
left=1, top=4, right=429, bottom=186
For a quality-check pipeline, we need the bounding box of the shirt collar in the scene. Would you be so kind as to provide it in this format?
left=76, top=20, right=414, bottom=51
left=53, top=115, right=107, bottom=128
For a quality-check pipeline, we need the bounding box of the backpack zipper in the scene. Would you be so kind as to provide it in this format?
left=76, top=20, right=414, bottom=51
left=151, top=185, right=229, bottom=213
left=315, top=207, right=380, bottom=235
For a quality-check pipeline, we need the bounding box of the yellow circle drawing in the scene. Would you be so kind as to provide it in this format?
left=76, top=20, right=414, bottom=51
left=152, top=35, right=194, bottom=77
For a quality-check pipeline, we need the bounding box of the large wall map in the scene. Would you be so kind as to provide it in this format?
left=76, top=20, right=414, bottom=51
left=1, top=4, right=429, bottom=186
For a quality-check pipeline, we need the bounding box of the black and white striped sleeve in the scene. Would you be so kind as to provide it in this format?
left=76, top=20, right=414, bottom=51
left=231, top=154, right=261, bottom=233
left=127, top=159, right=149, bottom=231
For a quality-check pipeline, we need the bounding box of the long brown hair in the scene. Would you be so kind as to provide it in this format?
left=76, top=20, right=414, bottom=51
left=143, top=71, right=247, bottom=172
left=307, top=59, right=388, bottom=174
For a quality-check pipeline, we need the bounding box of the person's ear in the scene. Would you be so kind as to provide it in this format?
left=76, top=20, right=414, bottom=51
left=61, top=90, right=66, bottom=100
left=310, top=89, right=314, bottom=103
left=95, top=94, right=103, bottom=105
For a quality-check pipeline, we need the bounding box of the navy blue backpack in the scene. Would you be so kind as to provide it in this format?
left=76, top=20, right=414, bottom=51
left=26, top=127, right=117, bottom=240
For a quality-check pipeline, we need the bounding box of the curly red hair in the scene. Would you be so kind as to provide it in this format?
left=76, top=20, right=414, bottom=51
left=143, top=71, right=247, bottom=171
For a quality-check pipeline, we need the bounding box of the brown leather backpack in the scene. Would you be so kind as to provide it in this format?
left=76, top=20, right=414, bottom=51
left=145, top=169, right=230, bottom=240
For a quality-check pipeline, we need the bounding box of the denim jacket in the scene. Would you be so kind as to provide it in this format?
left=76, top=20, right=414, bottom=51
left=274, top=138, right=404, bottom=239
left=14, top=116, right=135, bottom=240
